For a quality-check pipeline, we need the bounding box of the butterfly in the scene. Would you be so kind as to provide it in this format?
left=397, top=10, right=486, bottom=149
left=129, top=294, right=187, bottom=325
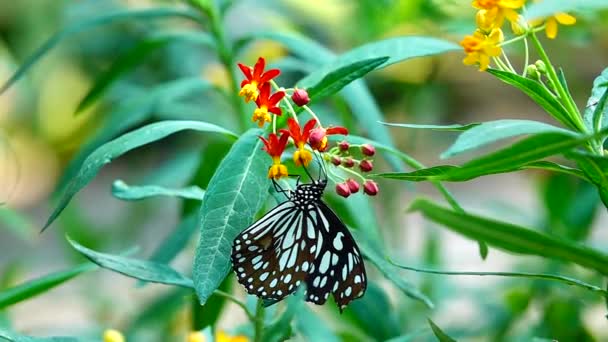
left=231, top=165, right=366, bottom=311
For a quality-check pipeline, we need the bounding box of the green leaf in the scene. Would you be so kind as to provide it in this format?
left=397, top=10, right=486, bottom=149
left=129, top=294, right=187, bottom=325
left=301, top=57, right=389, bottom=101
left=389, top=260, right=608, bottom=296
left=57, top=77, right=216, bottom=193
left=0, top=7, right=202, bottom=94
left=44, top=120, right=236, bottom=231
left=378, top=131, right=601, bottom=182
left=0, top=329, right=81, bottom=342
left=583, top=68, right=608, bottom=133
left=67, top=236, right=193, bottom=288
left=566, top=151, right=608, bottom=208
left=380, top=122, right=479, bottom=131
left=428, top=319, right=458, bottom=342
left=193, top=129, right=270, bottom=305
left=349, top=282, right=400, bottom=340
left=441, top=119, right=576, bottom=159
left=295, top=307, right=340, bottom=342
left=111, top=180, right=205, bottom=201
left=525, top=0, right=608, bottom=20
left=351, top=230, right=433, bottom=308
left=299, top=36, right=459, bottom=87
left=487, top=69, right=576, bottom=130
left=0, top=264, right=96, bottom=310
left=409, top=198, right=608, bottom=274
left=263, top=288, right=305, bottom=342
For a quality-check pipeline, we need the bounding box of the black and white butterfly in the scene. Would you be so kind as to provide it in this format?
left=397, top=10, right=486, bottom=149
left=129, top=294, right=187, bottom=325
left=231, top=166, right=366, bottom=310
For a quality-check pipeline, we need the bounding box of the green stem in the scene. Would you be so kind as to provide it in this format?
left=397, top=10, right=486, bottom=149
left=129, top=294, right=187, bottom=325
left=522, top=37, right=529, bottom=77
left=253, top=298, right=266, bottom=342
left=530, top=32, right=586, bottom=133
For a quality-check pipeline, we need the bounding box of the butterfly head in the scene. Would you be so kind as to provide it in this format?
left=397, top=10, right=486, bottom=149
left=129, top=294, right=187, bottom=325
left=292, top=179, right=327, bottom=204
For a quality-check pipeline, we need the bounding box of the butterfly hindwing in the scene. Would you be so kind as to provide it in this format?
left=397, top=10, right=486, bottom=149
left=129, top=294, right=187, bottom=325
left=231, top=201, right=316, bottom=301
left=304, top=200, right=366, bottom=309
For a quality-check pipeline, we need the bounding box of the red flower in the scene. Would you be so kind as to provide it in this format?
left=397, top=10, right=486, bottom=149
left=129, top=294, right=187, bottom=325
left=252, top=83, right=285, bottom=127
left=291, top=88, right=310, bottom=106
left=346, top=179, right=360, bottom=193
left=363, top=180, right=379, bottom=196
left=361, top=144, right=375, bottom=156
left=336, top=183, right=351, bottom=198
left=359, top=160, right=373, bottom=172
left=308, top=125, right=349, bottom=152
left=238, top=57, right=281, bottom=102
left=284, top=118, right=317, bottom=167
left=259, top=131, right=290, bottom=179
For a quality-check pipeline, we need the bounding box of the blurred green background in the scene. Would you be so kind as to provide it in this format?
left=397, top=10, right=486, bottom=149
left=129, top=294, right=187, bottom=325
left=1, top=0, right=608, bottom=341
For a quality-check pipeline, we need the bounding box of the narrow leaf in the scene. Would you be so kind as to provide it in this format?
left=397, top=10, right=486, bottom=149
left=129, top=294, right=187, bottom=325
left=302, top=57, right=389, bottom=101
left=441, top=119, right=576, bottom=158
left=380, top=122, right=479, bottom=131
left=193, top=129, right=270, bottom=305
left=67, top=236, right=193, bottom=288
left=409, top=198, right=608, bottom=274
left=583, top=68, right=608, bottom=133
left=567, top=151, right=608, bottom=208
left=428, top=319, right=458, bottom=342
left=487, top=69, right=576, bottom=130
left=44, top=121, right=236, bottom=231
left=0, top=7, right=202, bottom=94
left=0, top=264, right=96, bottom=310
left=112, top=180, right=205, bottom=201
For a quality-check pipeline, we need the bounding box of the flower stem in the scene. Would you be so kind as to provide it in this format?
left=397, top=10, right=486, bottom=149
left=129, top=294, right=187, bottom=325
left=530, top=32, right=586, bottom=133
left=253, top=298, right=265, bottom=342
left=303, top=105, right=322, bottom=126
left=522, top=37, right=529, bottom=77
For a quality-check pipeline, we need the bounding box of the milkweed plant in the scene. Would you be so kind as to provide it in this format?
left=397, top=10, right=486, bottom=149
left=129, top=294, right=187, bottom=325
left=0, top=0, right=607, bottom=341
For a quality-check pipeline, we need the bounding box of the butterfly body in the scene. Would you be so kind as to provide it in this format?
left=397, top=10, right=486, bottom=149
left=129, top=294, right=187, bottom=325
left=231, top=179, right=366, bottom=310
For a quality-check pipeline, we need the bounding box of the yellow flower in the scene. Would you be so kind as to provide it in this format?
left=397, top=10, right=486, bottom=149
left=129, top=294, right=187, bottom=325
left=268, top=158, right=289, bottom=180
left=293, top=146, right=312, bottom=167
left=473, top=0, right=525, bottom=28
left=251, top=106, right=272, bottom=127
left=216, top=331, right=249, bottom=342
left=460, top=28, right=504, bottom=71
left=103, top=329, right=125, bottom=342
left=188, top=331, right=206, bottom=342
left=543, top=13, right=576, bottom=39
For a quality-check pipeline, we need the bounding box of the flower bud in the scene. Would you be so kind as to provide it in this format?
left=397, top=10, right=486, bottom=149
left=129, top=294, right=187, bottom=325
left=291, top=88, right=310, bottom=106
left=526, top=64, right=540, bottom=80
left=331, top=156, right=341, bottom=166
left=359, top=159, right=373, bottom=172
left=363, top=180, right=379, bottom=196
left=336, top=183, right=351, bottom=198
left=361, top=144, right=375, bottom=156
left=308, top=128, right=328, bottom=151
left=342, top=157, right=355, bottom=168
left=346, top=179, right=360, bottom=193
left=535, top=60, right=547, bottom=74
left=338, top=140, right=350, bottom=151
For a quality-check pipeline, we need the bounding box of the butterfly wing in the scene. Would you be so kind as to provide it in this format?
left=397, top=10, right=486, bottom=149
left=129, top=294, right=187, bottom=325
left=304, top=200, right=367, bottom=310
left=231, top=201, right=317, bottom=301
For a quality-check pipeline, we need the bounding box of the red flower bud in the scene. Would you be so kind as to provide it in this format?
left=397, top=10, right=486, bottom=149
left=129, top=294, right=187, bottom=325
left=363, top=180, right=379, bottom=196
left=359, top=159, right=373, bottom=172
left=308, top=127, right=327, bottom=151
left=342, top=157, right=355, bottom=168
left=338, top=140, right=350, bottom=151
left=291, top=88, right=310, bottom=106
left=331, top=156, right=341, bottom=166
left=336, top=183, right=351, bottom=198
left=361, top=144, right=375, bottom=156
left=346, top=179, right=360, bottom=193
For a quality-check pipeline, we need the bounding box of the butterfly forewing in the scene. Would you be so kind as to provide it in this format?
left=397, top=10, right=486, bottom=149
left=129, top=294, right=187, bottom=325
left=304, top=201, right=366, bottom=309
left=232, top=201, right=316, bottom=301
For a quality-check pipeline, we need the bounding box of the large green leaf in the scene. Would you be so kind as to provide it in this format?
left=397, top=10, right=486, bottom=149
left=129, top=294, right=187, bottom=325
left=295, top=307, right=340, bottom=342
left=76, top=31, right=215, bottom=115
left=409, top=198, right=608, bottom=274
left=301, top=57, right=389, bottom=101
left=583, top=68, right=608, bottom=134
left=378, top=131, right=602, bottom=182
left=487, top=69, right=576, bottom=130
left=44, top=120, right=236, bottom=231
left=111, top=180, right=205, bottom=201
left=0, top=7, right=202, bottom=94
left=68, top=237, right=193, bottom=288
left=441, top=119, right=576, bottom=159
left=57, top=77, right=216, bottom=192
left=262, top=289, right=305, bottom=342
left=349, top=282, right=400, bottom=340
left=525, top=0, right=608, bottom=20
left=299, top=36, right=459, bottom=86
left=193, top=129, right=270, bottom=305
left=0, top=264, right=96, bottom=310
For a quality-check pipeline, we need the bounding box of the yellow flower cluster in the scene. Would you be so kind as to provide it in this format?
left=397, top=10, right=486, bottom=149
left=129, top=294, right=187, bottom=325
left=461, top=0, right=576, bottom=71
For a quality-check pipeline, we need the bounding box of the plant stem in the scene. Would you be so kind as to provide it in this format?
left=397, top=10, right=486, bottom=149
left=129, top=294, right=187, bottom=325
left=530, top=32, right=586, bottom=133
left=253, top=298, right=265, bottom=342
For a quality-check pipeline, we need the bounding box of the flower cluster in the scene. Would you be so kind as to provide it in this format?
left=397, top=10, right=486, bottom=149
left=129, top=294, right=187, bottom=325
left=237, top=57, right=379, bottom=197
left=460, top=0, right=576, bottom=71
